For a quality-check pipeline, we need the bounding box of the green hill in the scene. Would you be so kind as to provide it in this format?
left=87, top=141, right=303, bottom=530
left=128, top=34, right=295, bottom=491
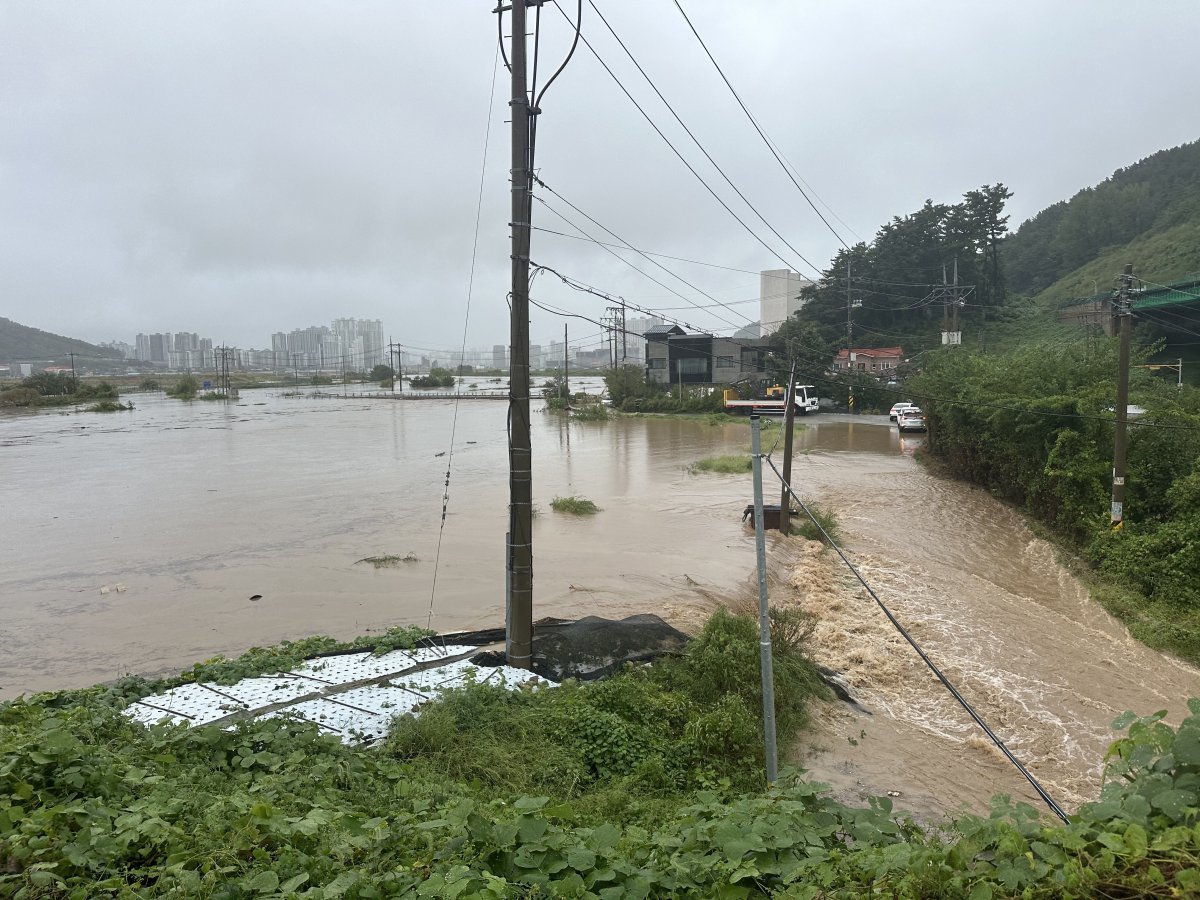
left=0, top=316, right=122, bottom=365
left=1005, top=139, right=1200, bottom=302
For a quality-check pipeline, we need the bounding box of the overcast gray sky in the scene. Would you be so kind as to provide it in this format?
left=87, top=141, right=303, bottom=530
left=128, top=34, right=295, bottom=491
left=2, top=1, right=1197, bottom=359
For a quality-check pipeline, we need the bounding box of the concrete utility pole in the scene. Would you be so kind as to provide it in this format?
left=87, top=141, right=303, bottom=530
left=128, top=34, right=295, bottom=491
left=846, top=261, right=854, bottom=411
left=1111, top=263, right=1136, bottom=529
left=506, top=0, right=534, bottom=670
left=387, top=340, right=403, bottom=392
left=779, top=363, right=797, bottom=535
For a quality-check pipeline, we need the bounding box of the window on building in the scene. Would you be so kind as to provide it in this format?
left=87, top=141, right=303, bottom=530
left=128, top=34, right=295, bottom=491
left=716, top=356, right=736, bottom=368
left=649, top=358, right=666, bottom=369
left=678, top=358, right=707, bottom=375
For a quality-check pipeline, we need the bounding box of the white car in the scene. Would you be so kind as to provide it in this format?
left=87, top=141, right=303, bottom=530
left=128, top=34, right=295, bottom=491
left=889, top=402, right=916, bottom=421
left=897, top=408, right=926, bottom=433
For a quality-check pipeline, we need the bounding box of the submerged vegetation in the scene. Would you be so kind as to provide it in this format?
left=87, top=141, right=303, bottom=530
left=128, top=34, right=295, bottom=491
left=0, top=375, right=123, bottom=409
left=550, top=495, right=601, bottom=515
left=356, top=553, right=419, bottom=569
left=692, top=454, right=754, bottom=474
left=2, top=611, right=1199, bottom=897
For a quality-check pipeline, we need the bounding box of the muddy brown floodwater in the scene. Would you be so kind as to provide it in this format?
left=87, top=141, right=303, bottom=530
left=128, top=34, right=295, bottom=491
left=2, top=393, right=1197, bottom=821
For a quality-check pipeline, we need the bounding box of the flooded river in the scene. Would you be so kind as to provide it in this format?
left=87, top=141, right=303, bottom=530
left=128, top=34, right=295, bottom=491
left=3, top=390, right=1197, bottom=819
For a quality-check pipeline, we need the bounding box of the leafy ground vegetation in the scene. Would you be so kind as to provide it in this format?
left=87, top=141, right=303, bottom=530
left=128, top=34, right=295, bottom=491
left=911, top=336, right=1200, bottom=664
left=549, top=496, right=601, bottom=515
left=2, top=611, right=1199, bottom=897
left=0, top=375, right=122, bottom=409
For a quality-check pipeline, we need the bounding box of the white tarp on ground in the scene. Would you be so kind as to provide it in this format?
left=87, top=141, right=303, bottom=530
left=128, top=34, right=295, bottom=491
left=124, top=646, right=553, bottom=745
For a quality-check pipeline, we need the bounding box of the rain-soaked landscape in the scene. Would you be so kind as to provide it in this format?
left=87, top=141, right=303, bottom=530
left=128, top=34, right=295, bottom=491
left=3, top=389, right=1197, bottom=821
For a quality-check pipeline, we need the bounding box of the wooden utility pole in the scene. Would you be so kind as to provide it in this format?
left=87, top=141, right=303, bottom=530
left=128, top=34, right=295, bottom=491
left=506, top=0, right=534, bottom=670
left=846, top=261, right=853, bottom=412
left=779, top=363, right=797, bottom=534
left=1111, top=263, right=1135, bottom=529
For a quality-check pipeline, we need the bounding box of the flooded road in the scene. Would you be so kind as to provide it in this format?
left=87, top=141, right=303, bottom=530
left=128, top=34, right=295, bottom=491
left=776, top=417, right=1200, bottom=819
left=3, top=393, right=1197, bottom=819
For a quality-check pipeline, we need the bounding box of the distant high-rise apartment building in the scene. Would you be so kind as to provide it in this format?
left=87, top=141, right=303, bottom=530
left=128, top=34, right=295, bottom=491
left=758, top=269, right=811, bottom=335
left=329, top=318, right=383, bottom=370
left=148, top=333, right=171, bottom=364
left=492, top=344, right=507, bottom=369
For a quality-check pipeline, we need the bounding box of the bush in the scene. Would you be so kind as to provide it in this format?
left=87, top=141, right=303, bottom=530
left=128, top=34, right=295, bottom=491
left=791, top=500, right=841, bottom=543
left=550, top=495, right=600, bottom=515
left=166, top=375, right=198, bottom=399
left=0, top=387, right=40, bottom=407
left=691, top=454, right=753, bottom=474
left=409, top=367, right=455, bottom=389
left=572, top=403, right=609, bottom=421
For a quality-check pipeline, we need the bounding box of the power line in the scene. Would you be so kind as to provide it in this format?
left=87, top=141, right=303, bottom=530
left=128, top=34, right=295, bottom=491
left=547, top=0, right=820, bottom=279
left=572, top=0, right=823, bottom=277
left=762, top=455, right=1070, bottom=824
left=669, top=0, right=850, bottom=251
left=533, top=185, right=749, bottom=330
left=529, top=224, right=760, bottom=274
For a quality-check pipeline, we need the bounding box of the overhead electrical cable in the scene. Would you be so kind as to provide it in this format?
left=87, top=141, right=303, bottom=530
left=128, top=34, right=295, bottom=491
left=547, top=0, right=819, bottom=279
left=426, top=41, right=503, bottom=636
left=573, top=0, right=824, bottom=277
left=669, top=0, right=852, bottom=251
left=530, top=225, right=759, bottom=274
left=533, top=186, right=748, bottom=330
left=763, top=455, right=1071, bottom=824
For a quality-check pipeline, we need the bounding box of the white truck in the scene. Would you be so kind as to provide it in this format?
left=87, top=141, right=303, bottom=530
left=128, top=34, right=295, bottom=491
left=723, top=383, right=819, bottom=416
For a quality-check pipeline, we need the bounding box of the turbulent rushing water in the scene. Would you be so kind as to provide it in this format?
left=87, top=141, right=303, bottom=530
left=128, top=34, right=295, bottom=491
left=3, top=390, right=1197, bottom=819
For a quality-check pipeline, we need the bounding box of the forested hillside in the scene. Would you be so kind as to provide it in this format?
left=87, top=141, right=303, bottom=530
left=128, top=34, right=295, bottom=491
left=1004, top=139, right=1200, bottom=297
left=785, top=139, right=1200, bottom=363
left=0, top=316, right=121, bottom=363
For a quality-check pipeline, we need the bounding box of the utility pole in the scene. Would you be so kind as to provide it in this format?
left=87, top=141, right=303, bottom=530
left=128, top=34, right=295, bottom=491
left=621, top=301, right=627, bottom=364
left=563, top=323, right=569, bottom=403
left=387, top=339, right=403, bottom=393
left=506, top=0, right=534, bottom=670
left=779, top=362, right=797, bottom=535
left=846, top=261, right=854, bottom=412
left=68, top=352, right=77, bottom=391
left=1111, top=263, right=1136, bottom=529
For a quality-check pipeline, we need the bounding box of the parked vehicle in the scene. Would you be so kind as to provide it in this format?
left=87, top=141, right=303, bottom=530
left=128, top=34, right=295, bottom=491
left=897, top=408, right=926, bottom=432
left=889, top=401, right=916, bottom=421
left=723, top=383, right=819, bottom=416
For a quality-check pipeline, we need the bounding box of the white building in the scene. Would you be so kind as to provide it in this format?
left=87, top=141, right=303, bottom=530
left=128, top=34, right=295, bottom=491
left=758, top=269, right=811, bottom=336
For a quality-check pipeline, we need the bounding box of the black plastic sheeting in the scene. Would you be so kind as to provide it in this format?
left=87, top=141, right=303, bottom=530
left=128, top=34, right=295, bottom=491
left=442, top=614, right=690, bottom=682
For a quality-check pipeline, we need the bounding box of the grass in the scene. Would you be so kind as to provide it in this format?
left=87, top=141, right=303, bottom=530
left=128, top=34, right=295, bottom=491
left=355, top=553, right=418, bottom=568
left=690, top=454, right=753, bottom=474
left=789, top=500, right=842, bottom=544
left=550, top=495, right=601, bottom=515
left=86, top=401, right=133, bottom=412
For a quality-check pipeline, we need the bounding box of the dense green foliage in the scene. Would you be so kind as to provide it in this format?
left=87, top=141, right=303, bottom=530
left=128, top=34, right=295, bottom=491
left=602, top=365, right=658, bottom=409
left=0, top=376, right=121, bottom=409
left=370, top=365, right=395, bottom=382
left=911, top=338, right=1200, bottom=662
left=1006, top=139, right=1200, bottom=297
left=549, top=496, right=601, bottom=515
left=409, top=368, right=456, bottom=389
left=166, top=375, right=199, bottom=400
left=793, top=185, right=1012, bottom=357
left=691, top=454, right=754, bottom=474
left=3, top=615, right=1200, bottom=896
